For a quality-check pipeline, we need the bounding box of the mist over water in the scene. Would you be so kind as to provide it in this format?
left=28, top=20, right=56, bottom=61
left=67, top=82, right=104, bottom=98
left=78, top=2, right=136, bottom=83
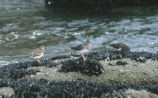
left=0, top=0, right=158, bottom=65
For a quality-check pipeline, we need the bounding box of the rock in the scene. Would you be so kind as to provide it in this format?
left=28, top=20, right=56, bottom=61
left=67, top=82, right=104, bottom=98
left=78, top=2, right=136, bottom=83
left=0, top=50, right=158, bottom=97
left=59, top=57, right=103, bottom=76
left=125, top=89, right=158, bottom=98
left=0, top=87, right=14, bottom=98
left=116, top=61, right=128, bottom=66
left=45, top=0, right=158, bottom=12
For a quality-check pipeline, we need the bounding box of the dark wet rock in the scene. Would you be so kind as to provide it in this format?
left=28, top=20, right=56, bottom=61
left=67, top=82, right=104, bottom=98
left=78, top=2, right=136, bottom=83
left=81, top=59, right=103, bottom=76
left=51, top=55, right=71, bottom=60
left=116, top=61, right=128, bottom=66
left=9, top=69, right=40, bottom=80
left=87, top=50, right=157, bottom=62
left=0, top=59, right=57, bottom=80
left=124, top=52, right=151, bottom=60
left=60, top=57, right=103, bottom=76
left=87, top=51, right=123, bottom=61
left=101, top=90, right=127, bottom=98
left=0, top=67, right=39, bottom=80
left=108, top=63, right=115, bottom=66
left=0, top=79, right=158, bottom=98
left=46, top=79, right=110, bottom=98
left=0, top=79, right=9, bottom=87
left=45, top=0, right=158, bottom=12
left=118, top=51, right=158, bottom=62
left=87, top=51, right=108, bottom=60
left=59, top=59, right=79, bottom=72
left=134, top=56, right=147, bottom=63
left=12, top=79, right=48, bottom=97
left=41, top=59, right=58, bottom=67
left=126, top=52, right=148, bottom=63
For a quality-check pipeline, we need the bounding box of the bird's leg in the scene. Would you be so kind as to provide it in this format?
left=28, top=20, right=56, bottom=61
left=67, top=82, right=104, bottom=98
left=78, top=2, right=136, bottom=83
left=82, top=53, right=86, bottom=60
left=37, top=59, right=41, bottom=63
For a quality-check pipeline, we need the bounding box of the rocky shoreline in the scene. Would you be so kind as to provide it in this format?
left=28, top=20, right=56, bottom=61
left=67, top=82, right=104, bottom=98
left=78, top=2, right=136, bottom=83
left=0, top=50, right=158, bottom=97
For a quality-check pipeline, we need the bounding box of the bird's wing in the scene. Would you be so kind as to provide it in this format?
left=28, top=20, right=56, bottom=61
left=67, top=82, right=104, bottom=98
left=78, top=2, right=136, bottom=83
left=32, top=48, right=39, bottom=54
left=30, top=48, right=42, bottom=57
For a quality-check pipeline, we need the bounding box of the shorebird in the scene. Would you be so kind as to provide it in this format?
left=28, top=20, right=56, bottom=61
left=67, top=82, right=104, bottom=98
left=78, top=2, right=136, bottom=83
left=30, top=45, right=45, bottom=63
left=110, top=43, right=130, bottom=51
left=71, top=40, right=91, bottom=60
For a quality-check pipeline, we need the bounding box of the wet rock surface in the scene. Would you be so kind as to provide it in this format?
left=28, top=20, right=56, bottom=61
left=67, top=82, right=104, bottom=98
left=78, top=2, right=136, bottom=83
left=60, top=58, right=103, bottom=76
left=0, top=50, right=158, bottom=97
left=45, top=0, right=158, bottom=12
left=0, top=59, right=57, bottom=80
left=116, top=61, right=128, bottom=66
left=0, top=79, right=158, bottom=98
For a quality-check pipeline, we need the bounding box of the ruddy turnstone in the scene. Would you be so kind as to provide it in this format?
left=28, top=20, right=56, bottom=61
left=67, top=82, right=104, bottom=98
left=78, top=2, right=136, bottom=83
left=110, top=43, right=130, bottom=51
left=30, top=45, right=45, bottom=63
left=71, top=40, right=91, bottom=60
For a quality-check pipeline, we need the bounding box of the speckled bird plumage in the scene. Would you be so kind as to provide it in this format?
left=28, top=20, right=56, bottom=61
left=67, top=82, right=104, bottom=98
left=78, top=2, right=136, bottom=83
left=30, top=45, right=45, bottom=59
